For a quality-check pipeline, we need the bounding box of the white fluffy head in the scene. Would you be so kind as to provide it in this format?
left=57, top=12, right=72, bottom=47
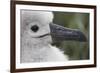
left=21, top=10, right=54, bottom=45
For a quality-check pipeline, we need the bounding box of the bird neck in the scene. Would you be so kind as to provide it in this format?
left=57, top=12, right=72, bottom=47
left=21, top=37, right=52, bottom=62
left=21, top=37, right=50, bottom=50
left=20, top=35, right=53, bottom=63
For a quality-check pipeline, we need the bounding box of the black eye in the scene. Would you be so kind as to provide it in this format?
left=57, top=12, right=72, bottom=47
left=31, top=25, right=39, bottom=32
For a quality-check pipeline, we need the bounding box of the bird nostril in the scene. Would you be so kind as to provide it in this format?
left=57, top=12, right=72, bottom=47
left=31, top=25, right=39, bottom=32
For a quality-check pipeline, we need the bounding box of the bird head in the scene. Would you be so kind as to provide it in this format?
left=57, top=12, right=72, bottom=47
left=21, top=10, right=53, bottom=45
left=21, top=10, right=87, bottom=45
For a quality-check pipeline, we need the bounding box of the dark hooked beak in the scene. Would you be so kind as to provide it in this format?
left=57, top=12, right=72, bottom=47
left=50, top=23, right=87, bottom=42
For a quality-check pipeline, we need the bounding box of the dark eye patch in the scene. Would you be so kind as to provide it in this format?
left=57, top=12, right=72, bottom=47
left=31, top=25, right=39, bottom=32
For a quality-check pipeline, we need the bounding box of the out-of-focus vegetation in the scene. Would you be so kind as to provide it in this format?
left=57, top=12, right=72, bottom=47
left=52, top=12, right=89, bottom=60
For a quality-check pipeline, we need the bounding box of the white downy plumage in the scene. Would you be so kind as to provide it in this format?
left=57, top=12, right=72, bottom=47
left=20, top=10, right=68, bottom=63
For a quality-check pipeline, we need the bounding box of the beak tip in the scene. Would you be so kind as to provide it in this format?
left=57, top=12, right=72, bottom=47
left=80, top=35, right=87, bottom=42
left=78, top=31, right=87, bottom=42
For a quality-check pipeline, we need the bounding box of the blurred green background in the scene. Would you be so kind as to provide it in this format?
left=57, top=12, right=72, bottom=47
left=52, top=11, right=89, bottom=60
